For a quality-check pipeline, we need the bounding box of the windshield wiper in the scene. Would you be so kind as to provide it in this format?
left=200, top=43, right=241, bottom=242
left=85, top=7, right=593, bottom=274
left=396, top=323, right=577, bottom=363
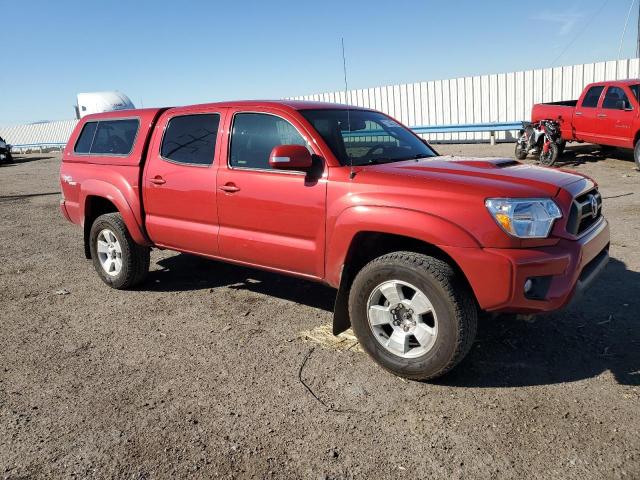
left=354, top=154, right=433, bottom=166
left=399, top=153, right=432, bottom=161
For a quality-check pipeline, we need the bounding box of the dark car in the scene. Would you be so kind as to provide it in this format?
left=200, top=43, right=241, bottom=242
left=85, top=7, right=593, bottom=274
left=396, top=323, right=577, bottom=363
left=0, top=136, right=13, bottom=164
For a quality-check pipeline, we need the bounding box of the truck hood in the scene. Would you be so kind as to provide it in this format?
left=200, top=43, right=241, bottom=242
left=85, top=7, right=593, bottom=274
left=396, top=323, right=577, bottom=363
left=361, top=156, right=585, bottom=197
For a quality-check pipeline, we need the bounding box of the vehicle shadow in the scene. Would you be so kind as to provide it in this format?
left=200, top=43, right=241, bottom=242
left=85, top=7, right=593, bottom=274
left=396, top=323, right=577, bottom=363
left=145, top=253, right=639, bottom=387
left=0, top=156, right=55, bottom=167
left=440, top=257, right=639, bottom=388
left=557, top=144, right=635, bottom=167
left=145, top=253, right=336, bottom=312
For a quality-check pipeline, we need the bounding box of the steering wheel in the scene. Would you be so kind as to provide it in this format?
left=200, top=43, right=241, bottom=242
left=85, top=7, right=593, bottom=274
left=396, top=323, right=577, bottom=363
left=364, top=144, right=386, bottom=158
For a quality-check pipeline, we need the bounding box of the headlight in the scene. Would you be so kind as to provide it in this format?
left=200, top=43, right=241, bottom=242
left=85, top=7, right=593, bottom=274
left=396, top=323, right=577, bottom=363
left=485, top=198, right=562, bottom=238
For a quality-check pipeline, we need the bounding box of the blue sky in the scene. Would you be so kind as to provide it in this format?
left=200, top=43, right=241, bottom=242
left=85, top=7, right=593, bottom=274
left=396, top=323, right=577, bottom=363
left=0, top=0, right=636, bottom=125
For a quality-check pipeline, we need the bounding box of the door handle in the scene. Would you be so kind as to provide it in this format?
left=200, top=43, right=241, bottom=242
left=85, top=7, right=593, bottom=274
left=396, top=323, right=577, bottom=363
left=219, top=183, right=241, bottom=193
left=575, top=111, right=582, bottom=116
left=150, top=176, right=166, bottom=185
left=597, top=113, right=607, bottom=118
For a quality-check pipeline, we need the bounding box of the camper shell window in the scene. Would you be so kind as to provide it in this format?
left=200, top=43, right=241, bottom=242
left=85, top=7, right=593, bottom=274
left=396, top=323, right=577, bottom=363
left=74, top=118, right=139, bottom=155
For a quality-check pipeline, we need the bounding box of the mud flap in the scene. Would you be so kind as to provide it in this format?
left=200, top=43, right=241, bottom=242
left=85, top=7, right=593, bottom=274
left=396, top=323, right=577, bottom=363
left=332, top=281, right=351, bottom=335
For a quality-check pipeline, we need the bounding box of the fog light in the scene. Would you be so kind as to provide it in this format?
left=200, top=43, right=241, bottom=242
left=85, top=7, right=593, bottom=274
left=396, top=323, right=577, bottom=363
left=524, top=278, right=533, bottom=294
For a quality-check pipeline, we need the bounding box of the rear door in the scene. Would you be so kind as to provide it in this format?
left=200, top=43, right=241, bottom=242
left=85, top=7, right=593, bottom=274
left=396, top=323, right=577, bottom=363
left=143, top=108, right=226, bottom=255
left=573, top=85, right=604, bottom=143
left=215, top=108, right=327, bottom=278
left=597, top=86, right=636, bottom=148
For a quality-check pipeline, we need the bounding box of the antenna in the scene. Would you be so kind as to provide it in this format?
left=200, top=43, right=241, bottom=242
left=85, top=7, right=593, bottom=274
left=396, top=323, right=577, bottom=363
left=341, top=38, right=355, bottom=180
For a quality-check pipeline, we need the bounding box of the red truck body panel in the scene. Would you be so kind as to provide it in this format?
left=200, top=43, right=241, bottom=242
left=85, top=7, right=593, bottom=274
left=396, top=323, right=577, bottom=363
left=531, top=79, right=640, bottom=149
left=61, top=100, right=610, bottom=315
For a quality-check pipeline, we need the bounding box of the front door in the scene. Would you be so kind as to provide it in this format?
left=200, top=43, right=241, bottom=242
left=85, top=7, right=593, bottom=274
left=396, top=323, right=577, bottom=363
left=597, top=86, right=636, bottom=148
left=143, top=110, right=224, bottom=255
left=216, top=110, right=327, bottom=278
left=573, top=85, right=604, bottom=143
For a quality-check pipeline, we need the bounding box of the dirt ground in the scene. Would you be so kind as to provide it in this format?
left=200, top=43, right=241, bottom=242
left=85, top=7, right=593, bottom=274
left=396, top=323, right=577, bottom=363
left=1, top=144, right=639, bottom=479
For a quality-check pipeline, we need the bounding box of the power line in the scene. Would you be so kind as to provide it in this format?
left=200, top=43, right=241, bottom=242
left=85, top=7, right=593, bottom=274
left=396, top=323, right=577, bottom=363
left=551, top=0, right=611, bottom=66
left=619, top=0, right=636, bottom=59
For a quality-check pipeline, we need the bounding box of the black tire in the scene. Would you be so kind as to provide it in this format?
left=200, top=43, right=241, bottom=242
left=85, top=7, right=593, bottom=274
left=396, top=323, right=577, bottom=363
left=348, top=251, right=478, bottom=381
left=634, top=142, right=640, bottom=170
left=538, top=142, right=559, bottom=167
left=556, top=140, right=566, bottom=157
left=514, top=142, right=528, bottom=160
left=89, top=213, right=150, bottom=289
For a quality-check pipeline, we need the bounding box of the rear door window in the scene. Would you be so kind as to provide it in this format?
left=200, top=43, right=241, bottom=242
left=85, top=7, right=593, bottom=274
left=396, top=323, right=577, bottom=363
left=581, top=86, right=604, bottom=108
left=160, top=114, right=220, bottom=165
left=74, top=119, right=139, bottom=155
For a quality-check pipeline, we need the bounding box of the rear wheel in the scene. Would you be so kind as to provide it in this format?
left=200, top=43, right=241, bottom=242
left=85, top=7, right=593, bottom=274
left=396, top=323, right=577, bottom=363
left=89, top=213, right=150, bottom=289
left=348, top=251, right=477, bottom=381
left=539, top=142, right=559, bottom=166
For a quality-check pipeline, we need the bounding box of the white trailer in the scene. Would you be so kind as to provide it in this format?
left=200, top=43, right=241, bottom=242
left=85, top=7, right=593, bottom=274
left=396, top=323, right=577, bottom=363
left=75, top=92, right=135, bottom=119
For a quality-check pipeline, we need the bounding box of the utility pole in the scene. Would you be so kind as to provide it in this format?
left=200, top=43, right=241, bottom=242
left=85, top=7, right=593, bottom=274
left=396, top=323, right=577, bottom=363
left=637, top=0, right=640, bottom=57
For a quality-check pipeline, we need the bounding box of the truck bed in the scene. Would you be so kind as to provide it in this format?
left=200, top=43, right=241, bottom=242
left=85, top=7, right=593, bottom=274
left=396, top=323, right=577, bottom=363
left=531, top=101, right=576, bottom=140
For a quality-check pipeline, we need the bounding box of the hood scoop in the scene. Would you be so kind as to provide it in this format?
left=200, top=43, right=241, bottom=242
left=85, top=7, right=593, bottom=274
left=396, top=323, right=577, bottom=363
left=446, top=157, right=521, bottom=169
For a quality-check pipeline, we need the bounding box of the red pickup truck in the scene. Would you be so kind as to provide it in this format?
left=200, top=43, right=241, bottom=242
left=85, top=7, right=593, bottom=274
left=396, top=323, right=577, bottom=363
left=60, top=100, right=610, bottom=380
left=532, top=79, right=640, bottom=168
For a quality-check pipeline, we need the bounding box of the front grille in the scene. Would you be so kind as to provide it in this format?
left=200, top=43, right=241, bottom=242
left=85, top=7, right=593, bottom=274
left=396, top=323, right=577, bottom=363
left=566, top=188, right=602, bottom=236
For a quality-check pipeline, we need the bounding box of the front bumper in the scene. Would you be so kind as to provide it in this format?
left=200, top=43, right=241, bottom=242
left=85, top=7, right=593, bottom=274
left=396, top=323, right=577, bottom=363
left=445, top=217, right=610, bottom=314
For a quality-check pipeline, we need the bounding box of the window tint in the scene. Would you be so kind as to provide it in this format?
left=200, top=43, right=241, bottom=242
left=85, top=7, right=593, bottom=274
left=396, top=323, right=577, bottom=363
left=630, top=84, right=640, bottom=103
left=581, top=86, right=604, bottom=108
left=74, top=122, right=98, bottom=153
left=602, top=86, right=632, bottom=110
left=161, top=114, right=220, bottom=165
left=229, top=113, right=307, bottom=169
left=90, top=119, right=139, bottom=155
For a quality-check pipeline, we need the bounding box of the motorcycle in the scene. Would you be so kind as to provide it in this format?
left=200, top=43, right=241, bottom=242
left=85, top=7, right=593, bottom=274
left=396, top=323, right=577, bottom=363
left=0, top=136, right=13, bottom=164
left=515, top=119, right=565, bottom=166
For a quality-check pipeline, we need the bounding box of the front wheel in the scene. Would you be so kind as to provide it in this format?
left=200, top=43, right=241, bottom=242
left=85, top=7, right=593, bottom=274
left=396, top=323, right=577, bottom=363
left=514, top=142, right=528, bottom=160
left=634, top=142, right=640, bottom=170
left=89, top=213, right=150, bottom=289
left=348, top=252, right=478, bottom=381
left=538, top=142, right=559, bottom=166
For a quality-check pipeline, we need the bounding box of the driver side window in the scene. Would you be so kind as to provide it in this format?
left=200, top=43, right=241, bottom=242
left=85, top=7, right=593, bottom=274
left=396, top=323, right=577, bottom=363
left=602, top=87, right=632, bottom=110
left=229, top=113, right=308, bottom=170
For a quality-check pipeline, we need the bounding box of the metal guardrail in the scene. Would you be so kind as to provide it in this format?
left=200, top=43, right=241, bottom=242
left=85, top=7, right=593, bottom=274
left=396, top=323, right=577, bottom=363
left=8, top=122, right=526, bottom=152
left=411, top=122, right=524, bottom=134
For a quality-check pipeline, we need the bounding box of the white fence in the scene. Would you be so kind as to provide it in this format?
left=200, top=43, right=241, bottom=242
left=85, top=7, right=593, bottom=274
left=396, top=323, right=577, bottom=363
left=290, top=58, right=640, bottom=142
left=0, top=119, right=78, bottom=151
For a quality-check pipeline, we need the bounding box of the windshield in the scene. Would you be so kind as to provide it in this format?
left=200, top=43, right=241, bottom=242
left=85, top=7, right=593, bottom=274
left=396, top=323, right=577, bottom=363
left=300, top=109, right=436, bottom=166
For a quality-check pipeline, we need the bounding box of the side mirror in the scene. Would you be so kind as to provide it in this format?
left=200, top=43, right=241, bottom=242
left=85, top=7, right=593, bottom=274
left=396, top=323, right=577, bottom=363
left=615, top=99, right=632, bottom=111
left=269, top=144, right=312, bottom=170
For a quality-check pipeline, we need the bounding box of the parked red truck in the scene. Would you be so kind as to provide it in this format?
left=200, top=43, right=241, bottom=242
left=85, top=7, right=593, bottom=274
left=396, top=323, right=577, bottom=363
left=531, top=79, right=640, bottom=168
left=60, top=100, right=610, bottom=380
